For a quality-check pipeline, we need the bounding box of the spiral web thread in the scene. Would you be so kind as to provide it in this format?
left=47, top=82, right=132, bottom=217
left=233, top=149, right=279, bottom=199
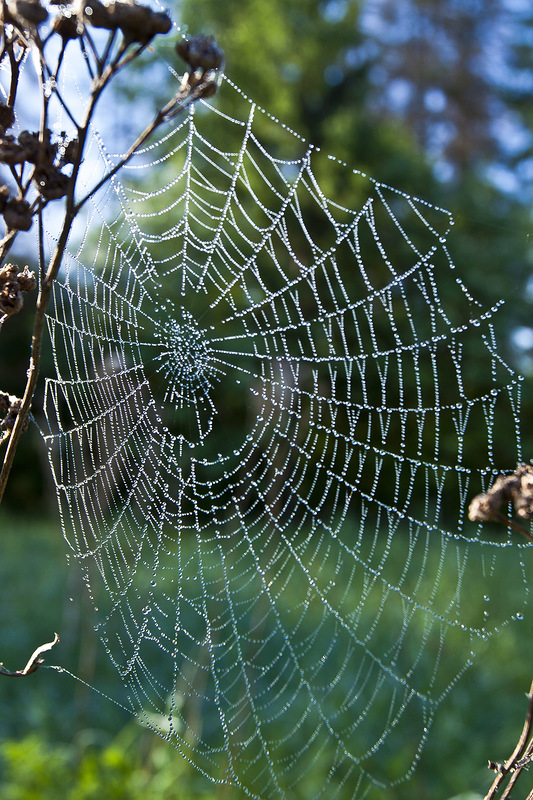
left=42, top=73, right=529, bottom=799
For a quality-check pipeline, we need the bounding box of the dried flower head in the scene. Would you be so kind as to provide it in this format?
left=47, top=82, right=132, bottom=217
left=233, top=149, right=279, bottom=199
left=468, top=463, right=533, bottom=542
left=0, top=135, right=25, bottom=166
left=0, top=186, right=10, bottom=214
left=6, top=0, right=48, bottom=26
left=77, top=0, right=171, bottom=43
left=77, top=0, right=112, bottom=28
left=0, top=264, right=36, bottom=316
left=18, top=129, right=57, bottom=165
left=61, top=138, right=79, bottom=165
left=3, top=198, right=32, bottom=231
left=176, top=35, right=224, bottom=73
left=0, top=394, right=29, bottom=437
left=109, top=1, right=172, bottom=43
left=33, top=166, right=70, bottom=200
left=198, top=81, right=217, bottom=99
left=0, top=104, right=15, bottom=134
left=52, top=10, right=80, bottom=40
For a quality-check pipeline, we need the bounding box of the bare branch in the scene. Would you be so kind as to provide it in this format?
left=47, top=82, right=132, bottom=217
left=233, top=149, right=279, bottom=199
left=484, top=679, right=533, bottom=799
left=0, top=22, right=224, bottom=503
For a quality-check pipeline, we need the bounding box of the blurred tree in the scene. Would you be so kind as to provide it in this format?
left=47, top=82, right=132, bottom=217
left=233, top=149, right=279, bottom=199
left=178, top=0, right=435, bottom=194
left=177, top=0, right=533, bottom=390
left=362, top=0, right=533, bottom=190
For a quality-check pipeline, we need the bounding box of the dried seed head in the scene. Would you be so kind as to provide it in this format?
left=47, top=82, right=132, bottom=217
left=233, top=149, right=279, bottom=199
left=33, top=166, right=70, bottom=200
left=468, top=494, right=498, bottom=523
left=18, top=129, right=57, bottom=165
left=7, top=0, right=48, bottom=25
left=513, top=463, right=533, bottom=520
left=108, top=1, right=172, bottom=43
left=78, top=0, right=115, bottom=29
left=176, top=35, right=224, bottom=73
left=58, top=137, right=79, bottom=166
left=77, top=0, right=171, bottom=41
left=16, top=265, right=36, bottom=292
left=52, top=10, right=80, bottom=40
left=0, top=284, right=23, bottom=315
left=197, top=80, right=217, bottom=99
left=0, top=104, right=15, bottom=134
left=468, top=463, right=533, bottom=530
left=3, top=198, right=32, bottom=231
left=0, top=135, right=25, bottom=166
left=0, top=186, right=9, bottom=213
left=0, top=396, right=29, bottom=434
left=0, top=264, right=36, bottom=316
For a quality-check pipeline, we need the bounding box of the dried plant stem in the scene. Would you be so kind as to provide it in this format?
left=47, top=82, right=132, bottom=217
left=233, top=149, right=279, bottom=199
left=0, top=31, right=221, bottom=502
left=0, top=212, right=73, bottom=503
left=0, top=62, right=104, bottom=503
left=0, top=632, right=59, bottom=677
left=494, top=512, right=533, bottom=543
left=484, top=678, right=533, bottom=799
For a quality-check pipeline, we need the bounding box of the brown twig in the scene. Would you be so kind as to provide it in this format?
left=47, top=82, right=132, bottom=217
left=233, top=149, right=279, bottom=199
left=484, top=679, right=533, bottom=799
left=493, top=512, right=533, bottom=544
left=0, top=22, right=224, bottom=504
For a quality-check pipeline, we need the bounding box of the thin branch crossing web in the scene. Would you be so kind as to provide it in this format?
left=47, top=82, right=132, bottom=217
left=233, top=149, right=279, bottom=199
left=42, top=75, right=528, bottom=798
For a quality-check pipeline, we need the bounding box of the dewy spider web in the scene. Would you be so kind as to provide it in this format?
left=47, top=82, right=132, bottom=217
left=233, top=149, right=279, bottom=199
left=42, top=72, right=528, bottom=799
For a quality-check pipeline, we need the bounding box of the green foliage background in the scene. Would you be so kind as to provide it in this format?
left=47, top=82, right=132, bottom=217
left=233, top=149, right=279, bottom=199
left=1, top=515, right=533, bottom=799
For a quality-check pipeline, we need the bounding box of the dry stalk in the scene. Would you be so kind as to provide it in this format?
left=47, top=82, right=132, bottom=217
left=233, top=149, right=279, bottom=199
left=484, top=679, right=533, bottom=799
left=469, top=466, right=533, bottom=798
left=0, top=3, right=224, bottom=506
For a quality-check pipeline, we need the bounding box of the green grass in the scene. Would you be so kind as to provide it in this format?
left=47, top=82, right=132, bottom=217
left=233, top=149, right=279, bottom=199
left=0, top=512, right=532, bottom=799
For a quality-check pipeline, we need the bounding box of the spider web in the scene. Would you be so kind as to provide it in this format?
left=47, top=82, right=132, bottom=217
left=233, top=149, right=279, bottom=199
left=41, top=72, right=528, bottom=799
